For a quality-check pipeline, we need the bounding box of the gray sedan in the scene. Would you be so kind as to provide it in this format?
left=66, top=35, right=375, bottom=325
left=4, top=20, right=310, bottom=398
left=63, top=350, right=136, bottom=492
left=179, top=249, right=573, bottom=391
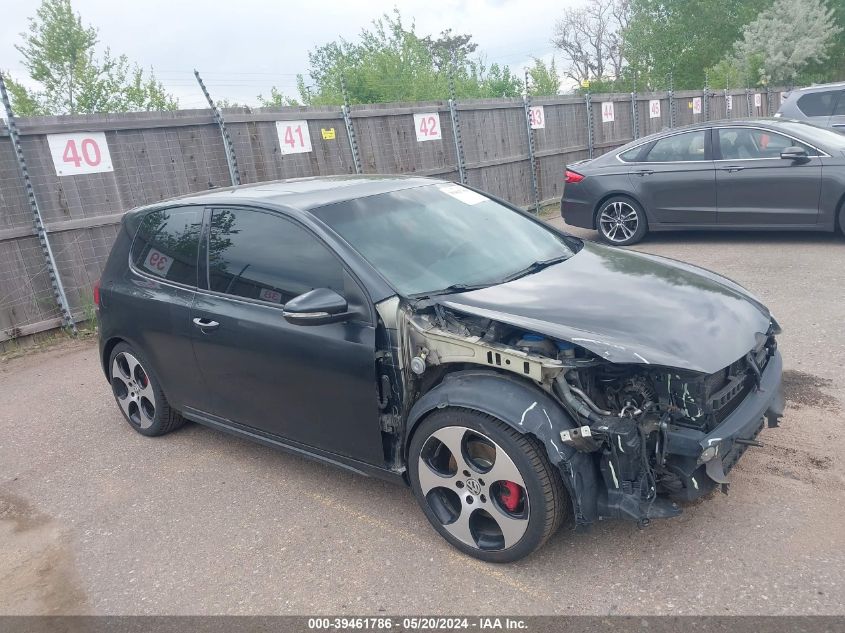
left=561, top=118, right=845, bottom=245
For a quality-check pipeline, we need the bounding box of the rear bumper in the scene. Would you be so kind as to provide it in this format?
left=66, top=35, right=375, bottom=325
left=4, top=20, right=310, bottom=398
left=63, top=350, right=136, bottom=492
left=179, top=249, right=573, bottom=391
left=663, top=349, right=784, bottom=499
left=560, top=195, right=595, bottom=229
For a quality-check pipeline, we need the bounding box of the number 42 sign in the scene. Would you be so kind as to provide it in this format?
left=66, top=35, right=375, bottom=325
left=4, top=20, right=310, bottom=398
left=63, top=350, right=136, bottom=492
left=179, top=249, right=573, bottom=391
left=47, top=132, right=113, bottom=176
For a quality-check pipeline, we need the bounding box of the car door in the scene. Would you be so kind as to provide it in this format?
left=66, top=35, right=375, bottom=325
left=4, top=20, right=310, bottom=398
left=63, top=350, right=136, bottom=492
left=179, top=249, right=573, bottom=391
left=627, top=129, right=718, bottom=225
left=714, top=127, right=822, bottom=226
left=124, top=206, right=207, bottom=411
left=189, top=206, right=384, bottom=466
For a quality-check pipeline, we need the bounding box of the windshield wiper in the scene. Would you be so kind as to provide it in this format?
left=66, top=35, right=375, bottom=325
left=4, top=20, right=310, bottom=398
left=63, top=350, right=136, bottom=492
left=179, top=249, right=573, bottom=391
left=411, top=282, right=491, bottom=300
left=500, top=255, right=570, bottom=283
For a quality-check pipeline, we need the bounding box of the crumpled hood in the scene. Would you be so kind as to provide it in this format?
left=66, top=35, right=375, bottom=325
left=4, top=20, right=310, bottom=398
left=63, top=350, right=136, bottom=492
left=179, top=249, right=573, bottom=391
left=442, top=242, right=772, bottom=375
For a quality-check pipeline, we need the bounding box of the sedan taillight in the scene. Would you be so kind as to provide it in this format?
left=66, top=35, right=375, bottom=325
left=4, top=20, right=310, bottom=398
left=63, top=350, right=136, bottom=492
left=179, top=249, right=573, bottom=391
left=93, top=279, right=101, bottom=307
left=565, top=169, right=584, bottom=184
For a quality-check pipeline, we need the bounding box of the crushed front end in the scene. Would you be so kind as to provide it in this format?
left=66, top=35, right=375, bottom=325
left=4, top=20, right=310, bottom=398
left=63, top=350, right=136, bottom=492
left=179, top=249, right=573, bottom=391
left=554, top=324, right=783, bottom=524
left=397, top=301, right=784, bottom=529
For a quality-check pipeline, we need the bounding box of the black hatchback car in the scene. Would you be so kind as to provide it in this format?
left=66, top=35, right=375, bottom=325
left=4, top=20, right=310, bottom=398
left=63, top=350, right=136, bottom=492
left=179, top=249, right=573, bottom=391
left=562, top=118, right=845, bottom=245
left=98, top=176, right=783, bottom=562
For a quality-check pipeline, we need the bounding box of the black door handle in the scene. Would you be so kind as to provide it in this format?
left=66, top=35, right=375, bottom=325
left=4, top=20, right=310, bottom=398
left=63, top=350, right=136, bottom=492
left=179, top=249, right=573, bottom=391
left=192, top=317, right=219, bottom=330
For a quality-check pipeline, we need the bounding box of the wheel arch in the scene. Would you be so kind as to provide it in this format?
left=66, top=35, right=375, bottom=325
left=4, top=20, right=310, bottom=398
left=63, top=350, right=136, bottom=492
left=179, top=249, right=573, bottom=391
left=404, top=369, right=602, bottom=526
left=592, top=192, right=649, bottom=230
left=100, top=336, right=126, bottom=379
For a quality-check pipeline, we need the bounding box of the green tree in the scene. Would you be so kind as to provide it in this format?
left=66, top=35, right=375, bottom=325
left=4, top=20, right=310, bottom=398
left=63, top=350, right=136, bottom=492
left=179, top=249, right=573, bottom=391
left=256, top=86, right=300, bottom=108
left=275, top=9, right=522, bottom=106
left=10, top=0, right=177, bottom=115
left=527, top=57, right=560, bottom=96
left=708, top=0, right=842, bottom=88
left=624, top=0, right=772, bottom=89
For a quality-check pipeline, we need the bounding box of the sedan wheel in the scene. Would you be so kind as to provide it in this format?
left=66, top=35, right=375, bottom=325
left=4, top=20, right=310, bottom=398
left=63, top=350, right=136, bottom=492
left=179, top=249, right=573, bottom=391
left=108, top=342, right=185, bottom=436
left=409, top=408, right=567, bottom=562
left=597, top=197, right=647, bottom=246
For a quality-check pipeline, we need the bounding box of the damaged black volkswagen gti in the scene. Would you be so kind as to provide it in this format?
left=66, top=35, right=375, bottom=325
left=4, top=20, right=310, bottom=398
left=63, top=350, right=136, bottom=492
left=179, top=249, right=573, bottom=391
left=97, top=176, right=784, bottom=563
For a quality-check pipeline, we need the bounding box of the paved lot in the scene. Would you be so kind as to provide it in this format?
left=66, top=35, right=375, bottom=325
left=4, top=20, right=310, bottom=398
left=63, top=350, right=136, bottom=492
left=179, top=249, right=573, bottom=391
left=1, top=221, right=844, bottom=615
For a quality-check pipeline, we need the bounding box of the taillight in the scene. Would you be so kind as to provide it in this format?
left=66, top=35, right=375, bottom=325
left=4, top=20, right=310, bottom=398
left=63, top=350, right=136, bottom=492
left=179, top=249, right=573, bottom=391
left=565, top=169, right=584, bottom=184
left=93, top=280, right=101, bottom=307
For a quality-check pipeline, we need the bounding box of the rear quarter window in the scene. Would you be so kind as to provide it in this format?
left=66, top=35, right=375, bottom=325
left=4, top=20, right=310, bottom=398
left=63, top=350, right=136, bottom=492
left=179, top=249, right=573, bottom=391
left=130, top=207, right=203, bottom=286
left=797, top=91, right=838, bottom=117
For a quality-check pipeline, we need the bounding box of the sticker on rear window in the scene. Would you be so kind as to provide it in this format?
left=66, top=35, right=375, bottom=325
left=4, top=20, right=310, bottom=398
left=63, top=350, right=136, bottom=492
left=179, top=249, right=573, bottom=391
left=142, top=248, right=173, bottom=277
left=438, top=184, right=487, bottom=205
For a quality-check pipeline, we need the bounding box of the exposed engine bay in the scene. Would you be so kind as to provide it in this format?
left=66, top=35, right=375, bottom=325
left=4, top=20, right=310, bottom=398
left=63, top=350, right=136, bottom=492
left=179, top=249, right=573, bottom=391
left=377, top=298, right=783, bottom=527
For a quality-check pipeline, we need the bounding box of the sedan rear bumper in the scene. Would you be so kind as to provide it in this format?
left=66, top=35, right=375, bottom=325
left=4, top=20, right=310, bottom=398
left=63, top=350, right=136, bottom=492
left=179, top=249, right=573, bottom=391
left=560, top=196, right=595, bottom=229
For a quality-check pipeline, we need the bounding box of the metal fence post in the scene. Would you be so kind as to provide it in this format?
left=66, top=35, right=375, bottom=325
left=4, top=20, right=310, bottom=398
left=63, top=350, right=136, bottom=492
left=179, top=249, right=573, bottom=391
left=0, top=72, right=77, bottom=334
left=447, top=57, right=467, bottom=185
left=585, top=91, right=595, bottom=158
left=194, top=69, right=240, bottom=186
left=340, top=76, right=362, bottom=175
left=630, top=90, right=639, bottom=140
left=765, top=85, right=772, bottom=116
left=745, top=88, right=753, bottom=117
left=668, top=72, right=676, bottom=129
left=523, top=70, right=541, bottom=214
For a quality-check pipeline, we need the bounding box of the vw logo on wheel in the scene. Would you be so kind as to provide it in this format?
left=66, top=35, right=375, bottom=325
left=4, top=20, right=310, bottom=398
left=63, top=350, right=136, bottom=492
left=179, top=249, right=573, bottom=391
left=466, top=478, right=482, bottom=495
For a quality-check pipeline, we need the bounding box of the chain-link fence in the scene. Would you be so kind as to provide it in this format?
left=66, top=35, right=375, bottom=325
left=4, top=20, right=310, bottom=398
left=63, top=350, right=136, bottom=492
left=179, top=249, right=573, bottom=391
left=0, top=79, right=787, bottom=343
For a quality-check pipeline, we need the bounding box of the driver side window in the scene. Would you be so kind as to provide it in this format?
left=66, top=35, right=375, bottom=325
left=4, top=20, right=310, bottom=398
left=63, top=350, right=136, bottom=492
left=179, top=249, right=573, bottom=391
left=717, top=128, right=815, bottom=160
left=207, top=208, right=344, bottom=305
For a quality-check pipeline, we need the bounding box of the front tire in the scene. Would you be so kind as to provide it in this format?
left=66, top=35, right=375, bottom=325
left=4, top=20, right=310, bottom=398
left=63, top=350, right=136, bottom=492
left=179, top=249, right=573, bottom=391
left=108, top=342, right=185, bottom=437
left=596, top=196, right=648, bottom=246
left=408, top=408, right=567, bottom=563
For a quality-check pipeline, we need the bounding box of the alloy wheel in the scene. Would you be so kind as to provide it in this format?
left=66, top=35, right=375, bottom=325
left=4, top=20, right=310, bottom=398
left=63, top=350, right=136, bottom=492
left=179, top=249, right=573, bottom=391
left=111, top=352, right=156, bottom=429
left=417, top=425, right=529, bottom=551
left=599, top=201, right=639, bottom=243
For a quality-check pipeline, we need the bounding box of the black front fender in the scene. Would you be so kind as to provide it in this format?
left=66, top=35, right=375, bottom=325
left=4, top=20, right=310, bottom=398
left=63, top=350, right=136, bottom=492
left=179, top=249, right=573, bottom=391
left=405, top=370, right=601, bottom=526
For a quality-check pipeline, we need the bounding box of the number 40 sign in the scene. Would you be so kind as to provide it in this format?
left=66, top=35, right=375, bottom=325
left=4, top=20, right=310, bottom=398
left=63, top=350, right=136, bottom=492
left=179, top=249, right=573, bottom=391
left=47, top=132, right=113, bottom=176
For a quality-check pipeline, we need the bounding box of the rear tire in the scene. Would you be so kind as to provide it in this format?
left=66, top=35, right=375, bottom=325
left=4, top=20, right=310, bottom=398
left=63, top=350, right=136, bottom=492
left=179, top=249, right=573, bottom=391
left=596, top=196, right=648, bottom=246
left=408, top=408, right=568, bottom=563
left=108, top=342, right=185, bottom=437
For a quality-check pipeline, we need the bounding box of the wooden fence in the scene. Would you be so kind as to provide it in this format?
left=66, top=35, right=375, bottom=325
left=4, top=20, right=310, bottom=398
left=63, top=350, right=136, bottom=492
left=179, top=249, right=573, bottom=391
left=0, top=87, right=783, bottom=341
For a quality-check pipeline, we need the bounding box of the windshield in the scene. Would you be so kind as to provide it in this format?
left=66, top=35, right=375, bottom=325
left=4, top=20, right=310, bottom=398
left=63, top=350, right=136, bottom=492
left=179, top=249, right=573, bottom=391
left=311, top=183, right=577, bottom=296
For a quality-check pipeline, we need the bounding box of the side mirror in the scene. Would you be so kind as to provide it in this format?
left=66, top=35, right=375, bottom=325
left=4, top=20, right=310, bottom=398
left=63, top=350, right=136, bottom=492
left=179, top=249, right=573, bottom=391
left=780, top=146, right=809, bottom=162
left=282, top=288, right=350, bottom=326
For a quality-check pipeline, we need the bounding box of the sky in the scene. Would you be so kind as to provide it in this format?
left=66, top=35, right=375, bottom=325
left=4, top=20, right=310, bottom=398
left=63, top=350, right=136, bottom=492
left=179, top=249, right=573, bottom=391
left=1, top=0, right=578, bottom=108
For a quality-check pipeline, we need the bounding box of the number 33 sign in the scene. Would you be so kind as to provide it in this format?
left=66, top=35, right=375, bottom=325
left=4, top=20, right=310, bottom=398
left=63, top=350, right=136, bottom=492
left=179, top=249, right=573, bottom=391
left=47, top=132, right=113, bottom=176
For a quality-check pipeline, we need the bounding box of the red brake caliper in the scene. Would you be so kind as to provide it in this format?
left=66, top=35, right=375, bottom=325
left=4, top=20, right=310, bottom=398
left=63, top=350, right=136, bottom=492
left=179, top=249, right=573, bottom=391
left=498, top=481, right=522, bottom=512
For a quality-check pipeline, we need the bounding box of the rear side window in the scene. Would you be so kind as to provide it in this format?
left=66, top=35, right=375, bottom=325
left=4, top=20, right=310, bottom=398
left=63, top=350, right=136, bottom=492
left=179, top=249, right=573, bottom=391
left=618, top=146, right=644, bottom=162
left=131, top=207, right=202, bottom=286
left=833, top=91, right=845, bottom=115
left=797, top=91, right=837, bottom=117
left=642, top=130, right=706, bottom=162
left=207, top=208, right=344, bottom=304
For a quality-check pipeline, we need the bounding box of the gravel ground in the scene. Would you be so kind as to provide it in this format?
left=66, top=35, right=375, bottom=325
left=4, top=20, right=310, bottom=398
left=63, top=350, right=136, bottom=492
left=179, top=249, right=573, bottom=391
left=0, top=221, right=843, bottom=615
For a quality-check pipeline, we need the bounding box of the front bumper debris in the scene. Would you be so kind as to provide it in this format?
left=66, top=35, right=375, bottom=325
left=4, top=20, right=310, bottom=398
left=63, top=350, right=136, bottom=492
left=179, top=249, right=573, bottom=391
left=663, top=349, right=783, bottom=499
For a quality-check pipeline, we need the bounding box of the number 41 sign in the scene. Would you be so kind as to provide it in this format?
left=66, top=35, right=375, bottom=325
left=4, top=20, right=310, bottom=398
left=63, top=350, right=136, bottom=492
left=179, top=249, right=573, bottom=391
left=276, top=120, right=313, bottom=155
left=47, top=132, right=113, bottom=176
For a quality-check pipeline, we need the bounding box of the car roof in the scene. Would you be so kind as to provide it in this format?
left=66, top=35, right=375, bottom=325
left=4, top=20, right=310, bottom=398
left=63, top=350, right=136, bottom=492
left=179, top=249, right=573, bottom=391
left=789, top=82, right=845, bottom=93
left=126, top=175, right=438, bottom=216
